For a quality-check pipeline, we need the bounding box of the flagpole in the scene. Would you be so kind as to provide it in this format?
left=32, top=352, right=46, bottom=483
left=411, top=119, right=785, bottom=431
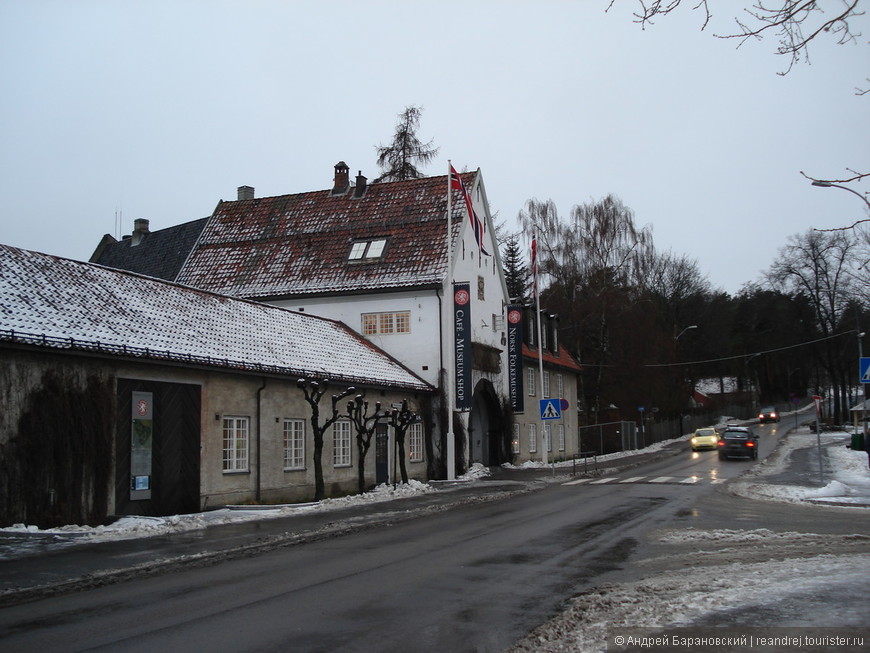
left=445, top=160, right=456, bottom=480
left=534, top=229, right=547, bottom=465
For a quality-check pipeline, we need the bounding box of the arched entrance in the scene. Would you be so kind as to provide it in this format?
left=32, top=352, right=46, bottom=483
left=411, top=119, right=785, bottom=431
left=468, top=379, right=507, bottom=467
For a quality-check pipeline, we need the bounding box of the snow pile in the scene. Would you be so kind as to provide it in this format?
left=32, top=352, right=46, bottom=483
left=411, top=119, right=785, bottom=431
left=506, top=553, right=870, bottom=653
left=730, top=430, right=870, bottom=505
left=1, top=480, right=439, bottom=545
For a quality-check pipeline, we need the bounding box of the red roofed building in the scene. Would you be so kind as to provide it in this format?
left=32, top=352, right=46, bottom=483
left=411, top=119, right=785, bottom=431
left=92, top=162, right=583, bottom=473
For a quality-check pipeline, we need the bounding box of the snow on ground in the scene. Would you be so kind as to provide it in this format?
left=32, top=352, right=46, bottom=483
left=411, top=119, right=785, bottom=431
left=0, top=464, right=493, bottom=546
left=505, top=553, right=870, bottom=653
left=506, top=424, right=870, bottom=653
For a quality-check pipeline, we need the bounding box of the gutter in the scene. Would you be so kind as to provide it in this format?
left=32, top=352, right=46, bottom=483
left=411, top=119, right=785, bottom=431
left=256, top=378, right=266, bottom=503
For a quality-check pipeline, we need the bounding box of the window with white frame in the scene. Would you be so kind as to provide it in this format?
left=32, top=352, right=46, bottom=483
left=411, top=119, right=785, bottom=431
left=283, top=419, right=305, bottom=470
left=527, top=368, right=536, bottom=396
left=333, top=420, right=352, bottom=467
left=408, top=422, right=424, bottom=462
left=348, top=238, right=387, bottom=261
left=362, top=311, right=411, bottom=335
left=543, top=370, right=551, bottom=398
left=528, top=423, right=537, bottom=453
left=558, top=423, right=566, bottom=452
left=512, top=423, right=520, bottom=454
left=222, top=416, right=249, bottom=472
left=543, top=423, right=552, bottom=452
left=557, top=373, right=564, bottom=400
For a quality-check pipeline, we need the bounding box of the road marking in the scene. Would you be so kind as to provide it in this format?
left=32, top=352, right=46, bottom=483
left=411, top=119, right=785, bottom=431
left=562, top=476, right=728, bottom=487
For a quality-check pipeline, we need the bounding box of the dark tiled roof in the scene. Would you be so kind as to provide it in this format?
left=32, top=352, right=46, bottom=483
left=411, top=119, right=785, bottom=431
left=90, top=218, right=208, bottom=281
left=176, top=173, right=471, bottom=299
left=1, top=244, right=432, bottom=391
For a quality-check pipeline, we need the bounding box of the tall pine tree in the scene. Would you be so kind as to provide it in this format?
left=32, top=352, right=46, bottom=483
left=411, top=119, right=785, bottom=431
left=502, top=234, right=531, bottom=305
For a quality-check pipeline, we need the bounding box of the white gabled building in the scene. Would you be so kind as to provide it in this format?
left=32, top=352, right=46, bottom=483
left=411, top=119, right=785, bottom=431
left=92, top=162, right=584, bottom=475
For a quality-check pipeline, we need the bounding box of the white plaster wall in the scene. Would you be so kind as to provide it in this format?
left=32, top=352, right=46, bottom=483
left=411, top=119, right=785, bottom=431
left=272, top=291, right=444, bottom=386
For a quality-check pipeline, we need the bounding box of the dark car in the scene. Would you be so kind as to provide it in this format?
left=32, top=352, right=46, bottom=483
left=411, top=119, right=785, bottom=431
left=717, top=426, right=759, bottom=460
left=758, top=406, right=780, bottom=423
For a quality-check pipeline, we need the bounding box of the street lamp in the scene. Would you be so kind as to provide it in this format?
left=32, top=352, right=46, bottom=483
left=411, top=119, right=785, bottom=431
left=675, top=325, right=698, bottom=341
left=811, top=180, right=870, bottom=209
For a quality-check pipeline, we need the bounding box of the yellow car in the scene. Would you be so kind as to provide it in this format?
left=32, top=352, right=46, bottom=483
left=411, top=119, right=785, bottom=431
left=690, top=427, right=720, bottom=451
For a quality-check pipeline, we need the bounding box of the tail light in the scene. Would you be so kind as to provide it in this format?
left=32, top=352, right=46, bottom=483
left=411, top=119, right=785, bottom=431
left=746, top=441, right=755, bottom=447
left=717, top=440, right=725, bottom=447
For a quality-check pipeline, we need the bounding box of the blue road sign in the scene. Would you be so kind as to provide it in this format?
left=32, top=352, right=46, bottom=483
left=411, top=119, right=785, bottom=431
left=539, top=399, right=561, bottom=420
left=860, top=357, right=870, bottom=384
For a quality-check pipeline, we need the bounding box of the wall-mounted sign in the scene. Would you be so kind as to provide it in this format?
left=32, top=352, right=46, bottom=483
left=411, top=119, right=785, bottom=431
left=507, top=304, right=524, bottom=412
left=131, top=391, right=153, bottom=501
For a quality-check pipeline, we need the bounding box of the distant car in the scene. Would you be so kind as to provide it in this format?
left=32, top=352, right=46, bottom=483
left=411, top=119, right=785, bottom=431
left=690, top=427, right=719, bottom=451
left=718, top=426, right=759, bottom=460
left=758, top=407, right=780, bottom=423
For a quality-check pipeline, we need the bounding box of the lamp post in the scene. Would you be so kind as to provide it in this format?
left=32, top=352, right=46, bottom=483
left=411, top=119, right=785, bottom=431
left=675, top=325, right=698, bottom=341
left=811, top=180, right=870, bottom=209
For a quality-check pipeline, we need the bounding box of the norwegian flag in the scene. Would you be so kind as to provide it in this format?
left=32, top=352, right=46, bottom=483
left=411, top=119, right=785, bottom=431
left=450, top=165, right=490, bottom=256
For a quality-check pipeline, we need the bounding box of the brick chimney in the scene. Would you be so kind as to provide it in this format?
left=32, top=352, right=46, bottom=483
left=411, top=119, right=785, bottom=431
left=332, top=161, right=350, bottom=195
left=237, top=185, right=255, bottom=200
left=131, top=218, right=150, bottom=247
left=354, top=171, right=367, bottom=198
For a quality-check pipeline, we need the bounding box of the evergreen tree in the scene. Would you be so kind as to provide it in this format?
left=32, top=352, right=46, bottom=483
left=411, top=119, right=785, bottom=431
left=502, top=234, right=530, bottom=304
left=374, top=106, right=439, bottom=182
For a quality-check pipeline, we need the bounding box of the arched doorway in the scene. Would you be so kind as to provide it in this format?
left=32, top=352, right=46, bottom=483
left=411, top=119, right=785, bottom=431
left=469, top=379, right=506, bottom=467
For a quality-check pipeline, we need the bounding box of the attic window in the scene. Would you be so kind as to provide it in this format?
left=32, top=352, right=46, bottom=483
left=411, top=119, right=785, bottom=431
left=348, top=238, right=387, bottom=261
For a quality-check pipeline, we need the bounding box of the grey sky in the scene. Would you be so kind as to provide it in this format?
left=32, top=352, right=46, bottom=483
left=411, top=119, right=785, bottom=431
left=1, top=1, right=867, bottom=295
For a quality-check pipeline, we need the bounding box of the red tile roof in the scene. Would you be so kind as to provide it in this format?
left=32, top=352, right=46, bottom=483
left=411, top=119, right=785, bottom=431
left=176, top=173, right=472, bottom=299
left=522, top=343, right=583, bottom=373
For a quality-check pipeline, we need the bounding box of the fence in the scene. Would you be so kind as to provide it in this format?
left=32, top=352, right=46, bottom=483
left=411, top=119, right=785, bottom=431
left=577, top=403, right=757, bottom=457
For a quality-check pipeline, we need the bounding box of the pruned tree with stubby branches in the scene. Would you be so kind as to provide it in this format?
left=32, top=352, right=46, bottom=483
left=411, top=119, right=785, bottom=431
left=374, top=106, right=439, bottom=183
left=387, top=399, right=420, bottom=485
left=345, top=394, right=387, bottom=494
left=297, top=378, right=356, bottom=501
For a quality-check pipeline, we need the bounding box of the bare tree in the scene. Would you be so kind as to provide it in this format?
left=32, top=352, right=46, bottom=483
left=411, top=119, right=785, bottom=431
left=386, top=399, right=420, bottom=485
left=610, top=1, right=866, bottom=83
left=374, top=106, right=439, bottom=182
left=297, top=378, right=356, bottom=501
left=766, top=228, right=863, bottom=420
left=345, top=394, right=387, bottom=494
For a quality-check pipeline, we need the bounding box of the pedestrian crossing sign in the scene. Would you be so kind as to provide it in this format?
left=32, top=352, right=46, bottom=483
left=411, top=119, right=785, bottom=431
left=860, top=357, right=870, bottom=384
left=540, top=399, right=561, bottom=420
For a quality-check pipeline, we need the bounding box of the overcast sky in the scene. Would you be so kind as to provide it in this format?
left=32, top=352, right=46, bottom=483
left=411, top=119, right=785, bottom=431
left=1, top=1, right=867, bottom=295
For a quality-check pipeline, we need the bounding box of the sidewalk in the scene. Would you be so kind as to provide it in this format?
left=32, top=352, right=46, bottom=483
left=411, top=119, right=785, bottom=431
left=1, top=426, right=867, bottom=607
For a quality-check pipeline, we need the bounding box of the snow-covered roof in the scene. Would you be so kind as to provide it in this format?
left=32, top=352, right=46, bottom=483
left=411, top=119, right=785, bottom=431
left=0, top=244, right=432, bottom=391
left=175, top=171, right=472, bottom=299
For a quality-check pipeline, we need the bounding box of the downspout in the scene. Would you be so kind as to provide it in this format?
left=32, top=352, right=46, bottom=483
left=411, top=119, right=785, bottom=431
left=256, top=378, right=266, bottom=503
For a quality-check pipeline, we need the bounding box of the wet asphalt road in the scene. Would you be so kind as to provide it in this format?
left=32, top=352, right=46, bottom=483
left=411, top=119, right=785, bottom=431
left=1, top=420, right=864, bottom=652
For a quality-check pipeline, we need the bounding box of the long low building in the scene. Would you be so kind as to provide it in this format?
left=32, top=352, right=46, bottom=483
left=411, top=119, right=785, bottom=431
left=0, top=244, right=432, bottom=528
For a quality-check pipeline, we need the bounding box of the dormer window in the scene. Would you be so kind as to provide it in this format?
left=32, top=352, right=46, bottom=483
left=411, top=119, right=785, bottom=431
left=348, top=238, right=387, bottom=261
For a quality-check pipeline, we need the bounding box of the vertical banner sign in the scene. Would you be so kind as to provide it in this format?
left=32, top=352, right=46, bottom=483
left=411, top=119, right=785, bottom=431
left=453, top=283, right=472, bottom=410
left=507, top=304, right=525, bottom=412
left=130, top=391, right=153, bottom=500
